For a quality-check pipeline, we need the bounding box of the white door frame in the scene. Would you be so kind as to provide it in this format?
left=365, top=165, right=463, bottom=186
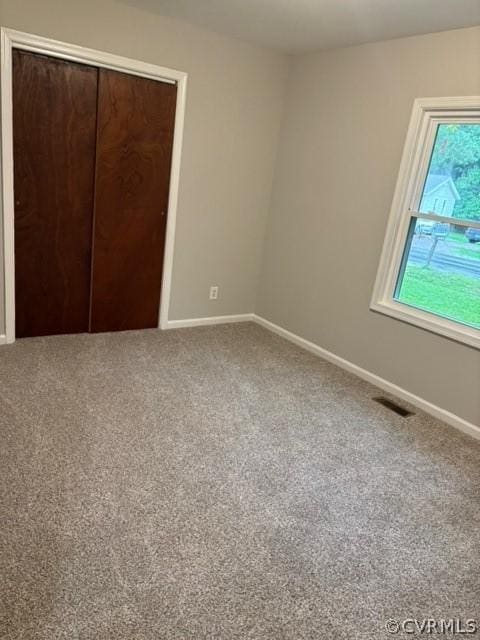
left=0, top=28, right=187, bottom=343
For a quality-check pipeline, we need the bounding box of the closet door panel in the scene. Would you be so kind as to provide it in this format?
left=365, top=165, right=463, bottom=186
left=90, top=69, right=177, bottom=332
left=13, top=50, right=98, bottom=338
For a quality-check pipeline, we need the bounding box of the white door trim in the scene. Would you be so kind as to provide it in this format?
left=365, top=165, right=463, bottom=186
left=0, top=28, right=188, bottom=343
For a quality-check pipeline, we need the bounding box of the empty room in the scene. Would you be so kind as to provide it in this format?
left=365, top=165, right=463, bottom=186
left=1, top=1, right=479, bottom=638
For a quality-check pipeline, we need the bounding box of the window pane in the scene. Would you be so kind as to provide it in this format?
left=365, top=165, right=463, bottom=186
left=395, top=218, right=480, bottom=329
left=419, top=124, right=480, bottom=223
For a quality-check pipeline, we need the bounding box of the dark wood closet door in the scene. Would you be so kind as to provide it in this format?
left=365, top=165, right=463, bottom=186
left=13, top=50, right=99, bottom=338
left=89, top=69, right=177, bottom=332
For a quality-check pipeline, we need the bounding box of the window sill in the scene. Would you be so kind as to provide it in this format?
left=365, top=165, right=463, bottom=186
left=370, top=298, right=480, bottom=350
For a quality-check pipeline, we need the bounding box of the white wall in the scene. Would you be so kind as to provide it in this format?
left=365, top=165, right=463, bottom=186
left=0, top=0, right=289, bottom=329
left=257, top=26, right=480, bottom=426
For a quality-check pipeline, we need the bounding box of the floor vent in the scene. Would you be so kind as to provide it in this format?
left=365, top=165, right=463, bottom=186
left=373, top=396, right=415, bottom=417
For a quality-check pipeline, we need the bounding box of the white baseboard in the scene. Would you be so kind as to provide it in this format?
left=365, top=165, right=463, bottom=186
left=166, top=313, right=255, bottom=329
left=0, top=334, right=6, bottom=345
left=253, top=314, right=480, bottom=441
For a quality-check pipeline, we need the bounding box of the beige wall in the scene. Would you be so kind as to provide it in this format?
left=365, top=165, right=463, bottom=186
left=0, top=0, right=289, bottom=327
left=257, top=26, right=480, bottom=426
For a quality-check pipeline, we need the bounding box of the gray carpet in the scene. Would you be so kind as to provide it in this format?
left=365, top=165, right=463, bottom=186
left=0, top=322, right=479, bottom=639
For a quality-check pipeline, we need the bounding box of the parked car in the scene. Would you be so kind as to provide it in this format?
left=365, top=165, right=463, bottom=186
left=431, top=222, right=450, bottom=238
left=415, top=220, right=435, bottom=235
left=415, top=221, right=450, bottom=238
left=465, top=227, right=480, bottom=243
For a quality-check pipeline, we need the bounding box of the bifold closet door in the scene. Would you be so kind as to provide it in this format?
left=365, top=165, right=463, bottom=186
left=89, top=69, right=177, bottom=333
left=13, top=50, right=99, bottom=338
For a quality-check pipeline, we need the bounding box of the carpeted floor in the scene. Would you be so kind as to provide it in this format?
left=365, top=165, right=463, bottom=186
left=0, top=322, right=479, bottom=639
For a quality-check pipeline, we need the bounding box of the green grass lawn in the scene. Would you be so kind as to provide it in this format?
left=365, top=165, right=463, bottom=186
left=454, top=246, right=480, bottom=260
left=447, top=231, right=480, bottom=260
left=396, top=265, right=480, bottom=328
left=448, top=231, right=469, bottom=244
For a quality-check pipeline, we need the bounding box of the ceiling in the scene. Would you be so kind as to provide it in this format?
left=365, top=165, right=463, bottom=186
left=119, top=0, right=480, bottom=54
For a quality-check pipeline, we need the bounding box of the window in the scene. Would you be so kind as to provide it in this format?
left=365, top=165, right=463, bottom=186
left=371, top=98, right=480, bottom=349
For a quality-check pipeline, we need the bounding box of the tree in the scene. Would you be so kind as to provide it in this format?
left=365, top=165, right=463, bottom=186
left=428, top=124, right=480, bottom=222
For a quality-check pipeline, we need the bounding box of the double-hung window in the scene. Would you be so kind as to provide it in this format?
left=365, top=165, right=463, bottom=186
left=371, top=97, right=480, bottom=349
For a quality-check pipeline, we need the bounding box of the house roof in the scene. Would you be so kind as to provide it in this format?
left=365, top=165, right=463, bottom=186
left=423, top=174, right=460, bottom=200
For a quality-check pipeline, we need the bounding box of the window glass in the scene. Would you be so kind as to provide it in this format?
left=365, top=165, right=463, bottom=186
left=395, top=219, right=480, bottom=329
left=419, top=124, right=480, bottom=223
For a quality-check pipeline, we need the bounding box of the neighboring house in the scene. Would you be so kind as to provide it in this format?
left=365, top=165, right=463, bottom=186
left=419, top=174, right=460, bottom=216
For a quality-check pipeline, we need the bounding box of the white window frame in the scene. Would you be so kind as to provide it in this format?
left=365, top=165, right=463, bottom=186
left=371, top=97, right=480, bottom=350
